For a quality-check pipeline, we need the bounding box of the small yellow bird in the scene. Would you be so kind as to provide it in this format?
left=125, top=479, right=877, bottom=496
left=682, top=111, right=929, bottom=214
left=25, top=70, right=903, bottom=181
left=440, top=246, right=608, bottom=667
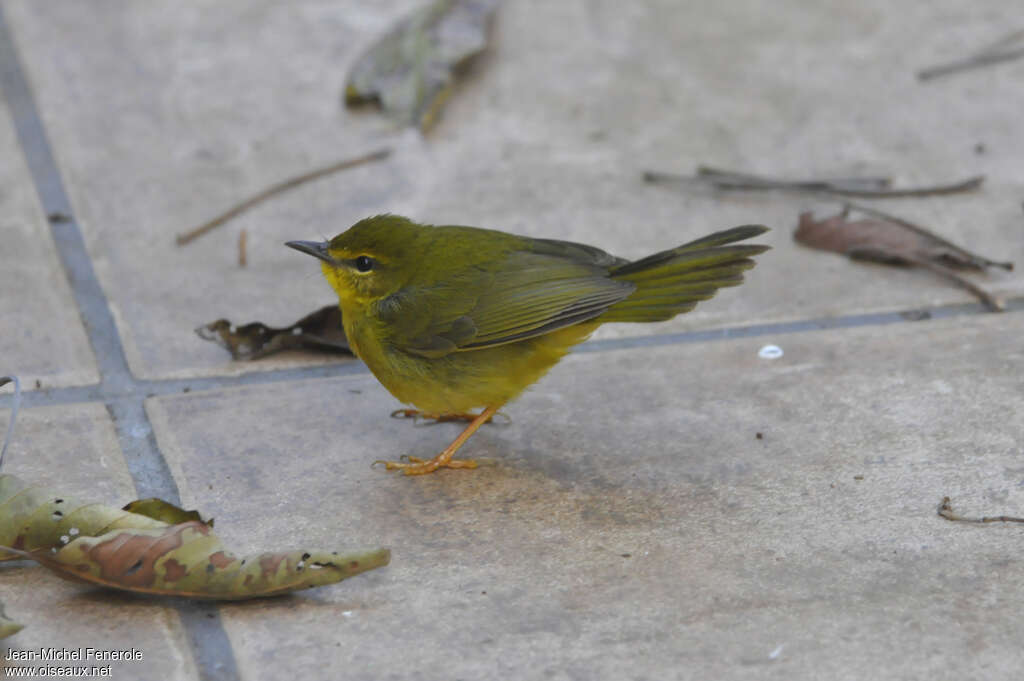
left=288, top=215, right=769, bottom=475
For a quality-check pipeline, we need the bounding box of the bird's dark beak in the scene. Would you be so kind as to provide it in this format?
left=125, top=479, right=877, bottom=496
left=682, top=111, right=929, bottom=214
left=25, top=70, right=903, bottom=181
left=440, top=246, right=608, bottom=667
left=286, top=240, right=335, bottom=265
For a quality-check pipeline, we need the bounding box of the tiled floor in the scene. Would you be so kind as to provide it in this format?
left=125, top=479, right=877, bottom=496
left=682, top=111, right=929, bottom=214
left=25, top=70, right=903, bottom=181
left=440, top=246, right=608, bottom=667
left=2, top=2, right=1023, bottom=680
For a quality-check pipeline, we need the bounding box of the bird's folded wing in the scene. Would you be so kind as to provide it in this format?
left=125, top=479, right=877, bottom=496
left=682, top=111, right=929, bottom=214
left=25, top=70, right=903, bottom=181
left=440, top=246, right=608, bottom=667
left=378, top=250, right=635, bottom=358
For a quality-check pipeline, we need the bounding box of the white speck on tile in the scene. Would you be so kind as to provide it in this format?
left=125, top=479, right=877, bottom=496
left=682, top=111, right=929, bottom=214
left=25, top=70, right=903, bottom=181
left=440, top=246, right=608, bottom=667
left=759, top=344, right=783, bottom=360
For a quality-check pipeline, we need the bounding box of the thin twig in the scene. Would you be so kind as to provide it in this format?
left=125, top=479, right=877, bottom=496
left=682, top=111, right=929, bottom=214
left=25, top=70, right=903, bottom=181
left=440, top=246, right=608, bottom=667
left=644, top=167, right=984, bottom=198
left=238, top=229, right=248, bottom=268
left=176, top=148, right=392, bottom=246
left=938, top=496, right=1024, bottom=524
left=918, top=47, right=1024, bottom=80
left=827, top=175, right=984, bottom=198
left=697, top=166, right=892, bottom=193
left=918, top=29, right=1024, bottom=81
left=0, top=376, right=21, bottom=471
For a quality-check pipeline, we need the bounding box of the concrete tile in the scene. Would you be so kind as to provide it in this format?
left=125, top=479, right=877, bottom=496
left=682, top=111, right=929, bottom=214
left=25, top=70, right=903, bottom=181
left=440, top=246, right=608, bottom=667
left=149, top=312, right=1024, bottom=679
left=0, top=402, right=195, bottom=680
left=0, top=85, right=98, bottom=390
left=7, top=1, right=1023, bottom=377
left=3, top=0, right=424, bottom=380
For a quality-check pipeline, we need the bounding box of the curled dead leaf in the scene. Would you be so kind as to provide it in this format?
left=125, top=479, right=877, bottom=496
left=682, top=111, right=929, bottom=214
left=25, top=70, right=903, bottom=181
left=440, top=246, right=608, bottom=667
left=196, top=305, right=352, bottom=360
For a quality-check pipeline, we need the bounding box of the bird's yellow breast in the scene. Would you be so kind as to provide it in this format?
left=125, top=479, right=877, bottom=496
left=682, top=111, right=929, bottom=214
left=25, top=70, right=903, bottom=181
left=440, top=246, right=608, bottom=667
left=341, top=301, right=597, bottom=414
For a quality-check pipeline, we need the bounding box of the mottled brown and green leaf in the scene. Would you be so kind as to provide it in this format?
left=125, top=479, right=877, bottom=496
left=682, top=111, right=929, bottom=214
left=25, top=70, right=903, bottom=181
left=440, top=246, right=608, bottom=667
left=0, top=474, right=389, bottom=599
left=31, top=521, right=389, bottom=600
left=0, top=474, right=166, bottom=557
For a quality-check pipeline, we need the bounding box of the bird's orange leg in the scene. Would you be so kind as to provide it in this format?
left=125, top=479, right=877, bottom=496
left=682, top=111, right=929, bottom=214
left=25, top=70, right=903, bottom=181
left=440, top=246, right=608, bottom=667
left=377, top=404, right=502, bottom=475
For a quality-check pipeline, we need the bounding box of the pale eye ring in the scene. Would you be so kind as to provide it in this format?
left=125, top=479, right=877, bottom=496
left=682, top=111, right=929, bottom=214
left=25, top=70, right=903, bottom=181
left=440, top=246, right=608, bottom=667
left=354, top=256, right=374, bottom=272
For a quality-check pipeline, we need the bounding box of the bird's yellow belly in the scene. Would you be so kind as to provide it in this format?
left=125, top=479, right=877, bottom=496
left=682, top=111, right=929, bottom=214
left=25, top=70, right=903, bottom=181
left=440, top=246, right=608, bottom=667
left=348, top=314, right=598, bottom=414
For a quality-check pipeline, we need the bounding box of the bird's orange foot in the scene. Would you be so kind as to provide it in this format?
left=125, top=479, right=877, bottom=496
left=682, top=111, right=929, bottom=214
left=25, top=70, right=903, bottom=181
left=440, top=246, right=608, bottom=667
left=390, top=409, right=507, bottom=425
left=374, top=455, right=479, bottom=476
left=376, top=404, right=502, bottom=476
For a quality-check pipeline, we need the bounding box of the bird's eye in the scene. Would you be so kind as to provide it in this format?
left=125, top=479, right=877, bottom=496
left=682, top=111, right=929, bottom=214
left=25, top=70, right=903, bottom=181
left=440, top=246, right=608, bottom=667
left=354, top=256, right=374, bottom=273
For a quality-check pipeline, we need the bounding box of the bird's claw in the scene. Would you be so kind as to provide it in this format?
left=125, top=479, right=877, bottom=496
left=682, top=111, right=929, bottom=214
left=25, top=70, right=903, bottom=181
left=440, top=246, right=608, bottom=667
left=373, top=456, right=479, bottom=475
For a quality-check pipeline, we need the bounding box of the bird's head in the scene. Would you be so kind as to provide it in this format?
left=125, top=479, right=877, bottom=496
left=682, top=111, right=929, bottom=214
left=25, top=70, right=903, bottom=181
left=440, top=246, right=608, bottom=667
left=287, top=214, right=420, bottom=306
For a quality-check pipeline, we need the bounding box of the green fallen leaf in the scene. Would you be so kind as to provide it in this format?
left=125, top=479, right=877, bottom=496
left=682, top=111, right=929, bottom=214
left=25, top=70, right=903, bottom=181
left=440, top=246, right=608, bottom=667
left=21, top=522, right=390, bottom=600
left=0, top=474, right=165, bottom=559
left=345, top=0, right=500, bottom=130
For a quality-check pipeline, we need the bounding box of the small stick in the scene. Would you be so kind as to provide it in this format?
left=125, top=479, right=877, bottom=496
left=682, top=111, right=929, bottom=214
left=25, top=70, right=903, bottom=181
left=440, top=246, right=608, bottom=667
left=176, top=148, right=392, bottom=246
left=697, top=166, right=892, bottom=193
left=918, top=47, right=1024, bottom=81
left=918, top=28, right=1024, bottom=81
left=644, top=167, right=984, bottom=198
left=238, top=229, right=248, bottom=268
left=938, top=496, right=1024, bottom=524
left=909, top=257, right=1005, bottom=311
left=826, top=175, right=984, bottom=198
left=643, top=168, right=890, bottom=193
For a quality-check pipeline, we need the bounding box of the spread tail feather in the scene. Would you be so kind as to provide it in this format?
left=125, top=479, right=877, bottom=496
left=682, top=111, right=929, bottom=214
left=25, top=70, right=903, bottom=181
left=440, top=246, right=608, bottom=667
left=598, top=225, right=769, bottom=323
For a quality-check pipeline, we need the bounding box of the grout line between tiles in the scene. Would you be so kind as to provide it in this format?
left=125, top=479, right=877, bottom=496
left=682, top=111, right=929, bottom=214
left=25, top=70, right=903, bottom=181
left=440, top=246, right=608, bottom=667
left=576, top=298, right=1024, bottom=353
left=0, top=6, right=242, bottom=681
left=3, top=298, right=1021, bottom=411
left=0, top=2, right=165, bottom=495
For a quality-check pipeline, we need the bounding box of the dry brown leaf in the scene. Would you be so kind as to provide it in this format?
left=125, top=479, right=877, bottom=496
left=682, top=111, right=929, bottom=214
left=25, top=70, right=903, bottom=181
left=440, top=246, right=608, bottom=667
left=345, top=0, right=500, bottom=131
left=794, top=206, right=1013, bottom=311
left=196, top=305, right=352, bottom=360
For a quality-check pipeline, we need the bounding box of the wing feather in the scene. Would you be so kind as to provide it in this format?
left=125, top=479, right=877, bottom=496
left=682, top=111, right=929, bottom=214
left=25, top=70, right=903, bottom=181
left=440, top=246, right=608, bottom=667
left=380, top=249, right=633, bottom=358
